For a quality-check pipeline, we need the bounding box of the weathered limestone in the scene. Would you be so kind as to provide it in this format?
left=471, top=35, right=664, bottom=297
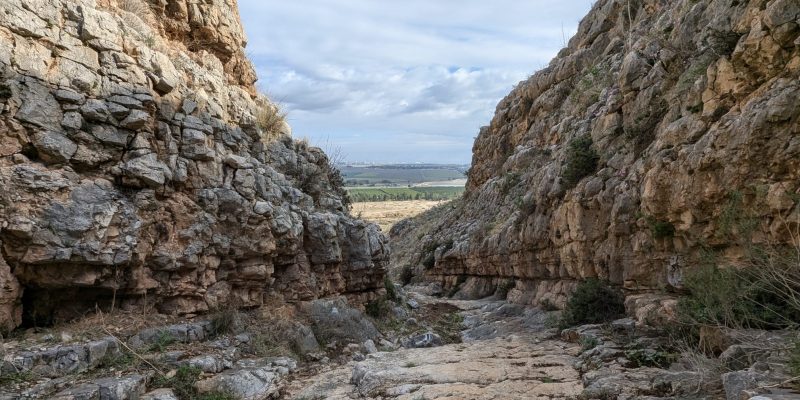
left=0, top=0, right=388, bottom=330
left=392, top=0, right=800, bottom=313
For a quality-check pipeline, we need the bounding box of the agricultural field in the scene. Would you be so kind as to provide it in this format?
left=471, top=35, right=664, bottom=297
left=352, top=200, right=447, bottom=232
left=340, top=164, right=468, bottom=186
left=347, top=186, right=465, bottom=202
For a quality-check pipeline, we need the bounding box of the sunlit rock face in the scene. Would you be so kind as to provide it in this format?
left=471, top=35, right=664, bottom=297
left=0, top=0, right=387, bottom=331
left=392, top=0, right=799, bottom=312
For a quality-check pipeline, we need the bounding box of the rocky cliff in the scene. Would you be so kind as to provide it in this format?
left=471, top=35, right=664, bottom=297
left=0, top=0, right=388, bottom=332
left=393, top=0, right=800, bottom=313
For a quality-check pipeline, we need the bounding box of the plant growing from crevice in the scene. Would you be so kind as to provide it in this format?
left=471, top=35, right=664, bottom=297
left=624, top=346, right=677, bottom=368
left=580, top=335, right=600, bottom=352
left=644, top=216, right=675, bottom=239
left=559, top=279, right=625, bottom=328
left=499, top=172, right=521, bottom=195
left=147, top=331, right=176, bottom=353
left=255, top=100, right=287, bottom=143
left=562, top=135, right=599, bottom=189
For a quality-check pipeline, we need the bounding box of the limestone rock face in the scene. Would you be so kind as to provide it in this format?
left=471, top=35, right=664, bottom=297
left=0, top=0, right=387, bottom=330
left=393, top=0, right=800, bottom=308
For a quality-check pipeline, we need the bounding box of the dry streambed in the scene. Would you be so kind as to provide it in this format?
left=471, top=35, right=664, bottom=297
left=2, top=288, right=797, bottom=399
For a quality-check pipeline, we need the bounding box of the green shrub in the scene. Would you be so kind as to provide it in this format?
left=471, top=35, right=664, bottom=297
left=0, top=370, right=36, bottom=386
left=148, top=331, right=176, bottom=352
left=562, top=135, right=599, bottom=188
left=678, top=262, right=800, bottom=330
left=383, top=276, right=399, bottom=302
left=539, top=298, right=559, bottom=311
left=500, top=172, right=521, bottom=195
left=580, top=335, right=599, bottom=352
left=365, top=298, right=393, bottom=319
left=0, top=83, right=12, bottom=99
left=646, top=217, right=675, bottom=239
left=152, top=366, right=202, bottom=400
left=421, top=252, right=436, bottom=269
left=399, top=265, right=414, bottom=286
left=209, top=308, right=241, bottom=337
left=198, top=392, right=237, bottom=400
left=495, top=279, right=516, bottom=299
left=559, top=279, right=625, bottom=328
left=624, top=347, right=677, bottom=368
left=420, top=241, right=438, bottom=269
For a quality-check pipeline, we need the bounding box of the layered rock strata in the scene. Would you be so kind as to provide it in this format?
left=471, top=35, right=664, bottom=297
left=392, top=0, right=800, bottom=309
left=0, top=0, right=387, bottom=331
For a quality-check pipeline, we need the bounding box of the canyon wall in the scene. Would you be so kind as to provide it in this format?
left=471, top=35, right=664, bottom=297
left=0, top=0, right=388, bottom=332
left=393, top=0, right=799, bottom=312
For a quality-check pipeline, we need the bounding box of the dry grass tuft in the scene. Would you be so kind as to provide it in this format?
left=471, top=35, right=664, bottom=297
left=256, top=101, right=287, bottom=143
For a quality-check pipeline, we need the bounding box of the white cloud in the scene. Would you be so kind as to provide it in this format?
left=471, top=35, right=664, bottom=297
left=238, top=0, right=594, bottom=163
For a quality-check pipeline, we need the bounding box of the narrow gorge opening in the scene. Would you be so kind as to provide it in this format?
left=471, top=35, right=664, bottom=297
left=0, top=0, right=798, bottom=399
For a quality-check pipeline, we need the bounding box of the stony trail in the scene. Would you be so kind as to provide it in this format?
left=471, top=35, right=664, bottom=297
left=285, top=291, right=585, bottom=399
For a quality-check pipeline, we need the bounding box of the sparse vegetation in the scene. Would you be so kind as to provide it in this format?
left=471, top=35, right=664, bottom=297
left=148, top=331, right=176, bottom=353
left=580, top=335, right=599, bottom=352
left=0, top=370, right=36, bottom=386
left=421, top=252, right=436, bottom=269
left=645, top=217, right=675, bottom=239
left=420, top=241, right=440, bottom=269
left=383, top=276, right=399, bottom=302
left=499, top=172, right=521, bottom=195
left=431, top=310, right=464, bottom=344
left=569, top=65, right=609, bottom=107
left=209, top=308, right=242, bottom=337
left=365, top=297, right=393, bottom=319
left=399, top=265, right=415, bottom=286
left=0, top=83, right=12, bottom=99
left=624, top=346, right=677, bottom=368
left=562, top=135, right=599, bottom=188
left=495, top=279, right=516, bottom=299
left=559, top=279, right=625, bottom=328
left=152, top=366, right=202, bottom=400
left=539, top=298, right=559, bottom=311
left=347, top=187, right=464, bottom=203
left=256, top=100, right=287, bottom=142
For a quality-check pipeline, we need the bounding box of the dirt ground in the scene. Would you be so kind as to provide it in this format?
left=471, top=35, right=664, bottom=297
left=351, top=200, right=446, bottom=232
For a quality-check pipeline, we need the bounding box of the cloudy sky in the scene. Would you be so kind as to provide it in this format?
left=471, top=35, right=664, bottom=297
left=238, top=1, right=594, bottom=164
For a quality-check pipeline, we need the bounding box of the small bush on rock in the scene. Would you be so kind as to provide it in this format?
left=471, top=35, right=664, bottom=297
left=540, top=298, right=559, bottom=311
left=152, top=366, right=202, bottom=400
left=384, top=276, right=399, bottom=302
left=559, top=279, right=625, bottom=328
left=646, top=216, right=675, bottom=239
left=209, top=308, right=242, bottom=337
left=365, top=298, right=393, bottom=320
left=678, top=261, right=800, bottom=330
left=495, top=279, right=516, bottom=299
left=562, top=135, right=599, bottom=188
left=399, top=265, right=415, bottom=286
left=256, top=100, right=286, bottom=142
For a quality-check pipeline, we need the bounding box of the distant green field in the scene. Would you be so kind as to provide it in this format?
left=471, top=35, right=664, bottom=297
left=347, top=187, right=465, bottom=202
left=340, top=165, right=467, bottom=186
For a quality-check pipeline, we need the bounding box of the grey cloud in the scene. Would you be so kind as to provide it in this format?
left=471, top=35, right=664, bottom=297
left=239, top=0, right=593, bottom=162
